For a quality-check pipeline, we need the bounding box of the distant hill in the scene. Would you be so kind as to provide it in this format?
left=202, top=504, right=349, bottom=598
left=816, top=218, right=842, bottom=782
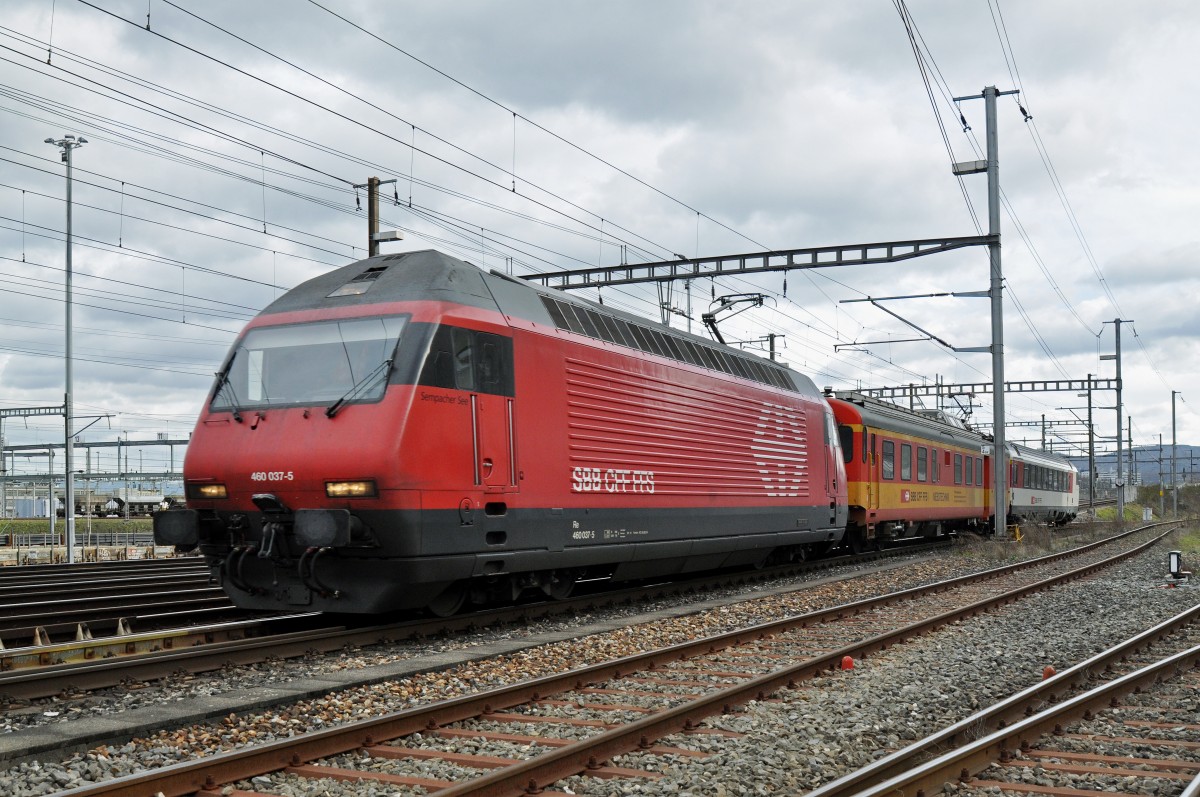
left=1067, top=444, right=1198, bottom=486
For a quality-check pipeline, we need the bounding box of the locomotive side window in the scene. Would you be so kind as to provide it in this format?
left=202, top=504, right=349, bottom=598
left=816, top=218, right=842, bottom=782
left=900, top=444, right=912, bottom=480
left=975, top=458, right=983, bottom=487
left=964, top=456, right=973, bottom=486
left=931, top=449, right=939, bottom=482
left=882, top=440, right=895, bottom=480
left=917, top=447, right=928, bottom=482
left=418, top=326, right=515, bottom=396
left=954, top=453, right=963, bottom=485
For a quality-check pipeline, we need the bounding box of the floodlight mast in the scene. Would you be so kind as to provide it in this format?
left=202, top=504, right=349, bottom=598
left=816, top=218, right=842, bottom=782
left=46, top=133, right=86, bottom=563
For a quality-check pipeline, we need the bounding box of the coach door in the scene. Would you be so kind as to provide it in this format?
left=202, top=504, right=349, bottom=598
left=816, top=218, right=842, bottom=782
left=866, top=430, right=880, bottom=513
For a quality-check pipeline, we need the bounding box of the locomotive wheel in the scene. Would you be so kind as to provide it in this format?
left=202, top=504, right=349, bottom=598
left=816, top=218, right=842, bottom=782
left=807, top=541, right=832, bottom=558
left=545, top=577, right=576, bottom=600
left=426, top=582, right=467, bottom=617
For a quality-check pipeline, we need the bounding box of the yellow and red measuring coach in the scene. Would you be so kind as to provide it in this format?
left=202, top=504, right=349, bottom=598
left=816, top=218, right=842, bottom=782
left=826, top=390, right=992, bottom=551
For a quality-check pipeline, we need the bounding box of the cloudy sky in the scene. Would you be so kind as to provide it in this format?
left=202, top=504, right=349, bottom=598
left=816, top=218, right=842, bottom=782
left=1, top=0, right=1197, bottom=481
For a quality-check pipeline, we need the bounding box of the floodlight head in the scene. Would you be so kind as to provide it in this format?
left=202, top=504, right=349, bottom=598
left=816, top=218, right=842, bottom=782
left=64, top=134, right=75, bottom=140
left=77, top=137, right=87, bottom=144
left=44, top=137, right=55, bottom=144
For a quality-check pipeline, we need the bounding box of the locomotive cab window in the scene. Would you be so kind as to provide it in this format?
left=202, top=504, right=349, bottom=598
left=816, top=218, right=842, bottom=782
left=452, top=328, right=475, bottom=390
left=211, top=314, right=408, bottom=411
left=882, top=440, right=895, bottom=480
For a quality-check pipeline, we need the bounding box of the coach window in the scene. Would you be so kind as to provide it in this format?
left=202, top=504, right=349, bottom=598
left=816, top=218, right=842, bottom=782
left=882, top=440, right=895, bottom=480
left=964, top=456, right=973, bottom=486
left=931, top=449, right=939, bottom=482
left=917, top=447, right=928, bottom=482
left=954, top=453, right=963, bottom=485
left=901, top=443, right=912, bottom=480
left=975, top=457, right=983, bottom=487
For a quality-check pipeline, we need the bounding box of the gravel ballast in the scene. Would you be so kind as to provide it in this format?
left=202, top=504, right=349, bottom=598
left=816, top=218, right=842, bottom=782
left=0, top=527, right=1193, bottom=795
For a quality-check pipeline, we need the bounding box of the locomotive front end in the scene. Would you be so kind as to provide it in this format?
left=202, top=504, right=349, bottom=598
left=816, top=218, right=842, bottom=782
left=154, top=310, right=430, bottom=612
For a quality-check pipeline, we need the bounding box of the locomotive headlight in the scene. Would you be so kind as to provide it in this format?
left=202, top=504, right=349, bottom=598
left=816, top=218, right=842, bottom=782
left=325, top=480, right=377, bottom=498
left=186, top=483, right=228, bottom=499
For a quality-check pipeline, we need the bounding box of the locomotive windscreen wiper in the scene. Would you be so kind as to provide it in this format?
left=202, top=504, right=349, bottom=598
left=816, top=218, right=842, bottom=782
left=326, top=357, right=393, bottom=418
left=212, top=367, right=244, bottom=423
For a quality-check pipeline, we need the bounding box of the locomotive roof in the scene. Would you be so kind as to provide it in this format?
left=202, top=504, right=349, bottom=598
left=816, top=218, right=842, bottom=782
left=260, top=249, right=499, bottom=315
left=260, top=249, right=826, bottom=403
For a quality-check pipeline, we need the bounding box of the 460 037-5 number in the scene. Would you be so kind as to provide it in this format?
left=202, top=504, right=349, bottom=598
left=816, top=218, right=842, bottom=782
left=250, top=471, right=294, bottom=482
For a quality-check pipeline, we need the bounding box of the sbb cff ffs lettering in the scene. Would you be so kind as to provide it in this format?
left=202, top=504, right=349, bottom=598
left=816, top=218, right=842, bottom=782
left=571, top=467, right=655, bottom=494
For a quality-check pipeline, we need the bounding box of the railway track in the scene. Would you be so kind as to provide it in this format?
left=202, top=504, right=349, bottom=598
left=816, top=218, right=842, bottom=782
left=808, top=578, right=1200, bottom=797
left=0, top=541, right=938, bottom=699
left=47, top=524, right=1177, bottom=796
left=0, top=557, right=238, bottom=649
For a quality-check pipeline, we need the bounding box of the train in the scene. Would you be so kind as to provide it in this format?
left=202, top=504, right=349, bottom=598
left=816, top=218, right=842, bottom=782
left=154, top=249, right=1077, bottom=614
left=828, top=392, right=1078, bottom=552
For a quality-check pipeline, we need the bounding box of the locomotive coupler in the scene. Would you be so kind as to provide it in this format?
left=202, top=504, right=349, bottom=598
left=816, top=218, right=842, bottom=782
left=258, top=522, right=285, bottom=559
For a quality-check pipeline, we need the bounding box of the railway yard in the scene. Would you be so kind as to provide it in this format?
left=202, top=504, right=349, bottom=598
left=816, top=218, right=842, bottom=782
left=0, top=521, right=1195, bottom=797
left=4, top=3, right=1199, bottom=795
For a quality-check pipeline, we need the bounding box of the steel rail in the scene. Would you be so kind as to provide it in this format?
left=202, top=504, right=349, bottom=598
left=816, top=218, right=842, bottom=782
left=806, top=579, right=1199, bottom=797
left=424, top=527, right=1175, bottom=797
left=0, top=557, right=201, bottom=576
left=0, top=541, right=932, bottom=694
left=0, top=573, right=216, bottom=601
left=847, top=638, right=1200, bottom=797
left=0, top=590, right=233, bottom=636
left=51, top=526, right=1169, bottom=796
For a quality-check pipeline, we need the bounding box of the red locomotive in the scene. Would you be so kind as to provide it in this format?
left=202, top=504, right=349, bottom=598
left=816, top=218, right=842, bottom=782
left=155, top=250, right=849, bottom=614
